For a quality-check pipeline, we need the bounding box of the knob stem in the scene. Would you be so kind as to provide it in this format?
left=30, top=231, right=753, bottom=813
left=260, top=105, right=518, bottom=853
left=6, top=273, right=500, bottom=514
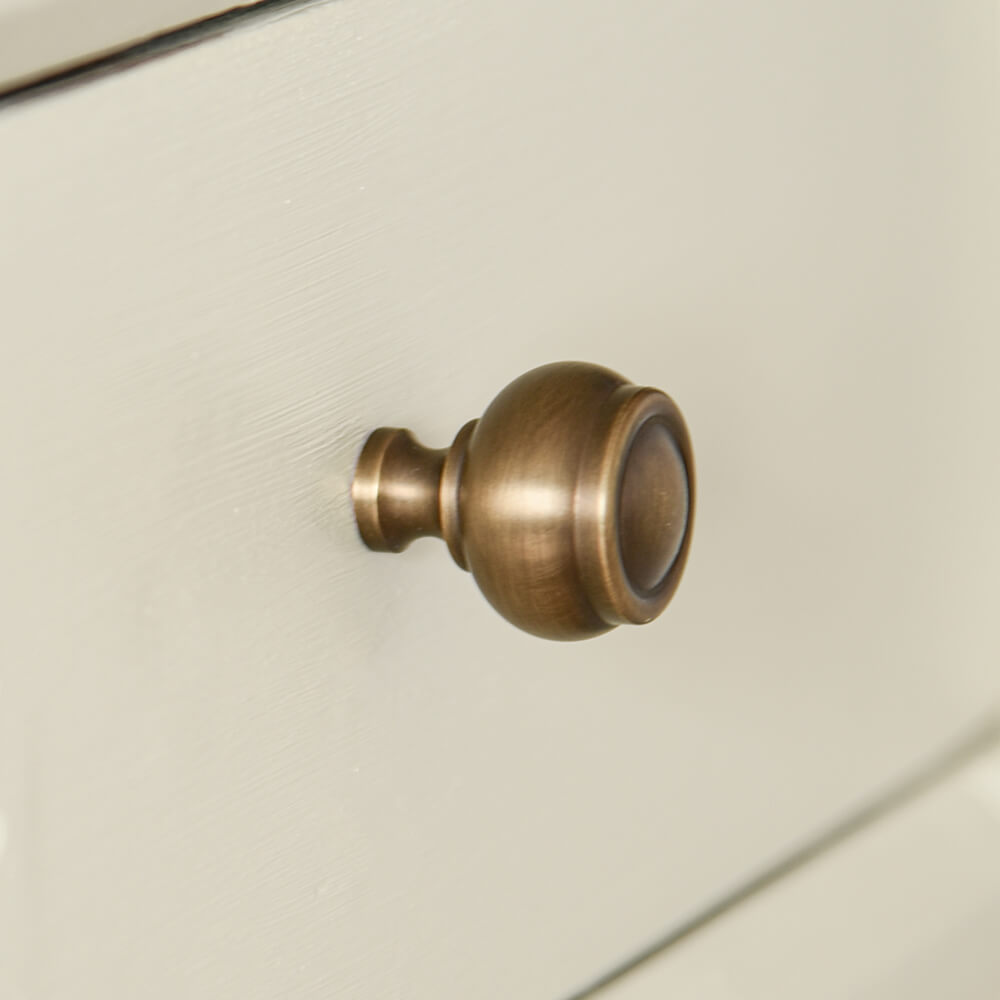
left=352, top=421, right=477, bottom=567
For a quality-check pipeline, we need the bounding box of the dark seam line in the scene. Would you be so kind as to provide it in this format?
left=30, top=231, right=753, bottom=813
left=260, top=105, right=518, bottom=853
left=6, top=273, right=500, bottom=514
left=562, top=710, right=1000, bottom=1000
left=0, top=0, right=321, bottom=108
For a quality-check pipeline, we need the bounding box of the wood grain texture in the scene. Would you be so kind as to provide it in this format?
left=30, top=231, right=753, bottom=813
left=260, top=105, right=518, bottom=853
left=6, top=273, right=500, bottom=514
left=0, top=1, right=997, bottom=997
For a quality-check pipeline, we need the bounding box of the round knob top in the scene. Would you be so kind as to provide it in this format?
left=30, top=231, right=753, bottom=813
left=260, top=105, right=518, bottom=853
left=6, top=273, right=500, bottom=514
left=352, top=362, right=695, bottom=641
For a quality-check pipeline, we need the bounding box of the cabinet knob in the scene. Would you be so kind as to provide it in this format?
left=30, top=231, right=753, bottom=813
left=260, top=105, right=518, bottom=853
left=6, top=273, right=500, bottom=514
left=352, top=362, right=694, bottom=640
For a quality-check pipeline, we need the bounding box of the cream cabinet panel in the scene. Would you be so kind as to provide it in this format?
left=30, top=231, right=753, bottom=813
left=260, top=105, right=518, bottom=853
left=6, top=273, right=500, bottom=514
left=599, top=743, right=1000, bottom=1000
left=1, top=1, right=997, bottom=998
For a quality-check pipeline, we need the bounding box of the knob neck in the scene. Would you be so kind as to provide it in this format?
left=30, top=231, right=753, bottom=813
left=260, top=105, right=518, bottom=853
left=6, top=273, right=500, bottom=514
left=351, top=421, right=476, bottom=568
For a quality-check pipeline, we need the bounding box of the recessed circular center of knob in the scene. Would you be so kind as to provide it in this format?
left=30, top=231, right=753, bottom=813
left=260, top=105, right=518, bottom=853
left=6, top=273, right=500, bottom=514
left=617, top=419, right=690, bottom=594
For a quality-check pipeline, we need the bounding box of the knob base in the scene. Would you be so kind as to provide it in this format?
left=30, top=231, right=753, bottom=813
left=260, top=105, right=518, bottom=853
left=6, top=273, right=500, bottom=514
left=352, top=421, right=476, bottom=567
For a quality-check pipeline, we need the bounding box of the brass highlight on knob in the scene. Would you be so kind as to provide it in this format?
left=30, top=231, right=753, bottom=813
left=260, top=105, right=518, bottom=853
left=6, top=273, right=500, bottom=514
left=352, top=362, right=694, bottom=640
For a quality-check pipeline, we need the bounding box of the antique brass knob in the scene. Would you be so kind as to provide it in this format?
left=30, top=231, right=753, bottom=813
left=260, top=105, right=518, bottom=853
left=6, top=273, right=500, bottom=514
left=352, top=362, right=694, bottom=640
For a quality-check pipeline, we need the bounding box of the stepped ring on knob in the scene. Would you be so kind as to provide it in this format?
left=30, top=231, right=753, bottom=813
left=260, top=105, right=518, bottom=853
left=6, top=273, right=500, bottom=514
left=351, top=361, right=694, bottom=641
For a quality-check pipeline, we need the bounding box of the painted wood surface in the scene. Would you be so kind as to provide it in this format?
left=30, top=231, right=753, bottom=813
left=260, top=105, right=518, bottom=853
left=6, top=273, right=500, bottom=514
left=0, top=1, right=997, bottom=997
left=599, top=742, right=1000, bottom=999
left=0, top=0, right=268, bottom=90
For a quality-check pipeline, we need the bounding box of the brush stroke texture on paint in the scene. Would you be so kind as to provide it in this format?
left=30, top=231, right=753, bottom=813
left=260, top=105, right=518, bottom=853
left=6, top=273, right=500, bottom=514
left=0, top=1, right=997, bottom=997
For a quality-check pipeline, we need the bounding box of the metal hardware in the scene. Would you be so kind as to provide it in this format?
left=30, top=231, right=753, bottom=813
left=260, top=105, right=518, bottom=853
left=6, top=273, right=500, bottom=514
left=352, top=362, right=694, bottom=640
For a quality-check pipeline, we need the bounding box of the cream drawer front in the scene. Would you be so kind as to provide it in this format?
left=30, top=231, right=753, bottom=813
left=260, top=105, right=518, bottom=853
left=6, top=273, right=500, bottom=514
left=1, top=1, right=998, bottom=998
left=597, top=745, right=1000, bottom=1000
